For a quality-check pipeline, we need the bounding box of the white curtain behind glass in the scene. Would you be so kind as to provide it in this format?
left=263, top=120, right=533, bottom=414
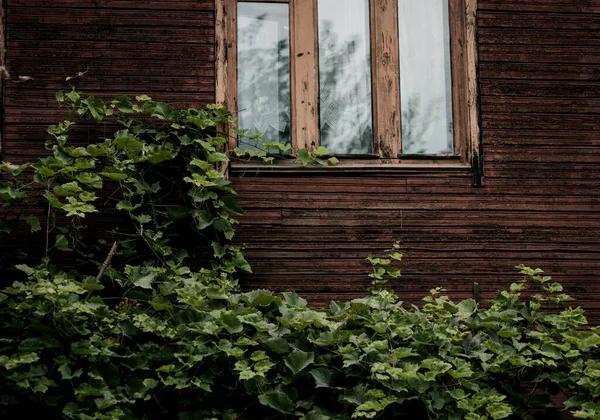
left=238, top=3, right=291, bottom=148
left=318, top=0, right=373, bottom=155
left=399, top=0, right=453, bottom=155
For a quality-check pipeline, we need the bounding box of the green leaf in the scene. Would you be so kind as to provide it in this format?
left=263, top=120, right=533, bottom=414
left=83, top=96, right=107, bottom=121
left=457, top=299, right=477, bottom=318
left=15, top=264, right=35, bottom=276
left=62, top=196, right=98, bottom=217
left=116, top=200, right=141, bottom=212
left=250, top=350, right=270, bottom=362
left=54, top=181, right=83, bottom=197
left=134, top=214, right=152, bottom=224
left=193, top=210, right=213, bottom=229
left=314, top=146, right=329, bottom=156
left=533, top=344, right=562, bottom=360
left=152, top=102, right=179, bottom=120
left=393, top=347, right=418, bottom=359
left=297, top=149, right=310, bottom=166
left=79, top=191, right=97, bottom=202
left=146, top=143, right=177, bottom=164
left=284, top=349, right=315, bottom=375
left=302, top=412, right=330, bottom=420
left=20, top=214, right=41, bottom=232
left=112, top=96, right=134, bottom=113
left=142, top=378, right=159, bottom=389
left=66, top=90, right=81, bottom=103
left=0, top=352, right=39, bottom=370
left=258, top=390, right=294, bottom=414
left=119, top=320, right=137, bottom=336
left=283, top=292, right=307, bottom=308
left=94, top=394, right=117, bottom=410
left=63, top=146, right=91, bottom=157
left=244, top=289, right=277, bottom=307
left=149, top=297, right=172, bottom=311
left=208, top=151, right=229, bottom=162
left=231, top=251, right=252, bottom=273
left=310, top=368, right=335, bottom=388
left=448, top=389, right=467, bottom=400
left=58, top=365, right=83, bottom=380
left=354, top=396, right=397, bottom=418
left=131, top=267, right=156, bottom=289
left=100, top=169, right=129, bottom=181
left=75, top=172, right=102, bottom=189
left=1, top=161, right=30, bottom=176
left=19, top=337, right=59, bottom=352
left=486, top=403, right=513, bottom=419
left=0, top=184, right=27, bottom=201
left=264, top=337, right=289, bottom=354
left=156, top=364, right=174, bottom=373
left=115, top=130, right=143, bottom=152
left=55, top=234, right=72, bottom=251
left=221, top=196, right=244, bottom=215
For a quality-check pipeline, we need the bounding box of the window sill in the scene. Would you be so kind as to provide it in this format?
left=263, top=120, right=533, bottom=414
left=229, top=158, right=472, bottom=176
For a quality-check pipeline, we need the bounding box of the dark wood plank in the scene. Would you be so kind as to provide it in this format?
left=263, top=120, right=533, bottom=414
left=479, top=0, right=600, bottom=13
left=8, top=0, right=214, bottom=10
left=7, top=7, right=214, bottom=26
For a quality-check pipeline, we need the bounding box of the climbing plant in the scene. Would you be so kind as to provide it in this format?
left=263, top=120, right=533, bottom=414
left=0, top=90, right=599, bottom=419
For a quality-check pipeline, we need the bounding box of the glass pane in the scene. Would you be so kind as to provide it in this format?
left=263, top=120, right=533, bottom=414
left=318, top=0, right=373, bottom=154
left=238, top=3, right=291, bottom=148
left=399, top=0, right=453, bottom=155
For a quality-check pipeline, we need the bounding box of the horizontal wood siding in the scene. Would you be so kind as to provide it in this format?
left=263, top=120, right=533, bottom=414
left=2, top=0, right=215, bottom=161
left=2, top=1, right=600, bottom=321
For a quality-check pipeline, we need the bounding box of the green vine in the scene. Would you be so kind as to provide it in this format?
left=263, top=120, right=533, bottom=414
left=232, top=131, right=339, bottom=166
left=0, top=90, right=599, bottom=420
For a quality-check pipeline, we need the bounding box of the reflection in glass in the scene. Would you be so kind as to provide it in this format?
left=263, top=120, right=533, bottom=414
left=399, top=0, right=453, bottom=155
left=238, top=3, right=291, bottom=148
left=318, top=0, right=373, bottom=154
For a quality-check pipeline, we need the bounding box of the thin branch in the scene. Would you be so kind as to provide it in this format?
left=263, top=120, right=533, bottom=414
left=97, top=241, right=118, bottom=282
left=45, top=201, right=51, bottom=256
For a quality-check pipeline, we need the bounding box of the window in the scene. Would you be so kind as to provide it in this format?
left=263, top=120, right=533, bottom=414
left=216, top=0, right=480, bottom=171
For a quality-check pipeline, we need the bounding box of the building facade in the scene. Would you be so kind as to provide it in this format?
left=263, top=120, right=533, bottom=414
left=1, top=0, right=599, bottom=319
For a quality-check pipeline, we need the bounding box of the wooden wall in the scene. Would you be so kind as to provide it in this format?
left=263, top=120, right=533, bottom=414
left=2, top=0, right=215, bottom=161
left=2, top=1, right=600, bottom=319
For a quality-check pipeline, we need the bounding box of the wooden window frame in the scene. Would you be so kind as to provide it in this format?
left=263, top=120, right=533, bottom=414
left=216, top=0, right=481, bottom=179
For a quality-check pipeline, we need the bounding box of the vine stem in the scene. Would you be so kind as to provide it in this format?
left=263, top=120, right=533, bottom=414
left=45, top=200, right=51, bottom=256
left=97, top=241, right=118, bottom=282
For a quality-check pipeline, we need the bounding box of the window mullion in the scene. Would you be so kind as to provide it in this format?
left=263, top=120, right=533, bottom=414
left=449, top=0, right=468, bottom=161
left=371, top=0, right=401, bottom=159
left=217, top=0, right=238, bottom=152
left=291, top=0, right=320, bottom=150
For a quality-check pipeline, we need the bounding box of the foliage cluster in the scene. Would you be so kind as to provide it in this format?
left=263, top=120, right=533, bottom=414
left=1, top=91, right=599, bottom=419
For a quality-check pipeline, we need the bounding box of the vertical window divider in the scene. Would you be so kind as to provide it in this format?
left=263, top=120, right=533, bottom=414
left=466, top=0, right=482, bottom=184
left=371, top=0, right=401, bottom=160
left=368, top=0, right=379, bottom=157
left=289, top=0, right=298, bottom=151
left=449, top=0, right=467, bottom=162
left=216, top=0, right=238, bottom=153
left=291, top=0, right=320, bottom=151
